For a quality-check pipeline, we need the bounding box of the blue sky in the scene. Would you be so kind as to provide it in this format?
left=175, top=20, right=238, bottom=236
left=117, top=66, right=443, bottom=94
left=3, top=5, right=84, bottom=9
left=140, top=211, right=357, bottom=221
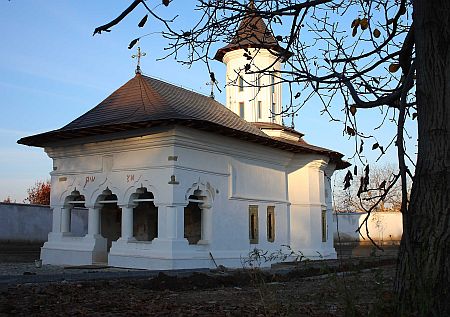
left=0, top=1, right=416, bottom=201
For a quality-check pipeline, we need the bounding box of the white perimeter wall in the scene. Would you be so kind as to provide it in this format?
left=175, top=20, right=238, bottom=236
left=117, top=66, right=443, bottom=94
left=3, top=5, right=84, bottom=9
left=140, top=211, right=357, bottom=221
left=0, top=203, right=87, bottom=243
left=333, top=212, right=403, bottom=242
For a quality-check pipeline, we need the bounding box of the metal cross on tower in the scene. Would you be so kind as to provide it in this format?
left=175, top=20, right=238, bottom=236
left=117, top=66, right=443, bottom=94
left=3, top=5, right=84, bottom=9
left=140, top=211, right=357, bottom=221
left=132, top=46, right=146, bottom=74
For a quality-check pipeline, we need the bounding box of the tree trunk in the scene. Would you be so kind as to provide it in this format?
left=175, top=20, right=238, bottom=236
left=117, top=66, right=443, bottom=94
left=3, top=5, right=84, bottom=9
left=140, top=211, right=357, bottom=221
left=395, top=0, right=450, bottom=315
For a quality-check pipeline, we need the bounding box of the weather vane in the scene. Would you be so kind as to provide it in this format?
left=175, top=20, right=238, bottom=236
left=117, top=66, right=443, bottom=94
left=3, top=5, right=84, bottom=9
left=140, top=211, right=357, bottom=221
left=132, top=46, right=146, bottom=74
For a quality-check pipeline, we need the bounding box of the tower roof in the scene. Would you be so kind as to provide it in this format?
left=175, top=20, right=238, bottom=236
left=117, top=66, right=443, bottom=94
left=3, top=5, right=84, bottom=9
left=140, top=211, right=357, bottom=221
left=214, top=2, right=291, bottom=62
left=18, top=73, right=348, bottom=169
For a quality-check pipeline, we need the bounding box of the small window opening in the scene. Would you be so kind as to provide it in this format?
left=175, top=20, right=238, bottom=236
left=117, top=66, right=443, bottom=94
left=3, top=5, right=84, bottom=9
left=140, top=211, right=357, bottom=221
left=321, top=209, right=327, bottom=242
left=267, top=206, right=275, bottom=242
left=249, top=205, right=259, bottom=244
left=239, top=76, right=244, bottom=91
left=257, top=101, right=262, bottom=119
left=271, top=103, right=276, bottom=122
left=271, top=74, right=275, bottom=93
left=239, top=102, right=245, bottom=118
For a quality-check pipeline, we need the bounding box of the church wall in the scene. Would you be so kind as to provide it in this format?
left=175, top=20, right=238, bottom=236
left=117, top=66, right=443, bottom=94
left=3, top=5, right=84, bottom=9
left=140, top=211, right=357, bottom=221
left=46, top=129, right=178, bottom=208
left=171, top=126, right=292, bottom=263
left=41, top=125, right=336, bottom=268
left=287, top=157, right=337, bottom=259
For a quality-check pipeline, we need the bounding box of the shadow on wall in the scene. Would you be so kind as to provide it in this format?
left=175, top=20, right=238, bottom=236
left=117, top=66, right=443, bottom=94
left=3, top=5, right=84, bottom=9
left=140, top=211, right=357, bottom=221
left=333, top=212, right=403, bottom=258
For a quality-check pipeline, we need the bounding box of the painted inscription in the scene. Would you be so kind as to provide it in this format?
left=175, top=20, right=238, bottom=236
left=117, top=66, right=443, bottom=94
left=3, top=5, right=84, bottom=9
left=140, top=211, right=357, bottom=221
left=84, top=176, right=96, bottom=187
left=127, top=174, right=135, bottom=183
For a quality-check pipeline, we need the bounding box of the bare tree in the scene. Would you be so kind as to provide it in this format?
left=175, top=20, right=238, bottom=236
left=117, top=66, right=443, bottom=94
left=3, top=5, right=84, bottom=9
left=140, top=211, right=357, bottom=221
left=93, top=0, right=448, bottom=315
left=334, top=163, right=406, bottom=213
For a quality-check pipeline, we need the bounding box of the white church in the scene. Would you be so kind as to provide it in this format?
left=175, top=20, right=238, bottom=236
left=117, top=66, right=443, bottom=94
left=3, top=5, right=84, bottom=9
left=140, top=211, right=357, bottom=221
left=19, top=7, right=348, bottom=270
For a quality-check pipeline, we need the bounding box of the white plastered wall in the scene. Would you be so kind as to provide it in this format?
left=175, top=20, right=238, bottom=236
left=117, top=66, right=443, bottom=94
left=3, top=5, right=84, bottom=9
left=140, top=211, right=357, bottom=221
left=41, top=125, right=336, bottom=269
left=223, top=48, right=283, bottom=124
left=287, top=156, right=337, bottom=259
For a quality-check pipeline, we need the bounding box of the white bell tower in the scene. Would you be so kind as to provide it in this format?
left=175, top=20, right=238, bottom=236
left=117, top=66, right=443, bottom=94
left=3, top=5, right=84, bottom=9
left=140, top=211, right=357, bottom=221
left=214, top=2, right=290, bottom=124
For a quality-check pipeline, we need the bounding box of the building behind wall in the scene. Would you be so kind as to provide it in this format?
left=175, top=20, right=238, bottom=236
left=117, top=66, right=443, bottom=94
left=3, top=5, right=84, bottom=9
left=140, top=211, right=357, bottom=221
left=18, top=4, right=348, bottom=270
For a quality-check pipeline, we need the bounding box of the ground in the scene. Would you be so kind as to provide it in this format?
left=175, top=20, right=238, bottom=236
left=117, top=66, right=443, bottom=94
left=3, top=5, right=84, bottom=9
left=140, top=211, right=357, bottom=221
left=0, top=256, right=398, bottom=316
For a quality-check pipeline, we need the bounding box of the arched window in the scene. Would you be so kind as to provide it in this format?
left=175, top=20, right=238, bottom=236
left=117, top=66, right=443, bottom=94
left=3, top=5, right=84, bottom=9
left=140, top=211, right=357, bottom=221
left=184, top=195, right=202, bottom=244
left=133, top=189, right=158, bottom=241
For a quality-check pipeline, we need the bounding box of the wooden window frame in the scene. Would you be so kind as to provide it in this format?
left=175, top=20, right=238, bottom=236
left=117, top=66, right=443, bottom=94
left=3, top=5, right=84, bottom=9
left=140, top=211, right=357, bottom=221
left=249, top=205, right=259, bottom=244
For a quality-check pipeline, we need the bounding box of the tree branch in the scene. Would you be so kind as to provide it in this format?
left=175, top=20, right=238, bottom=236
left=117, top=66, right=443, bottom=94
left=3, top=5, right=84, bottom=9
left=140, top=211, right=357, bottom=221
left=93, top=0, right=142, bottom=35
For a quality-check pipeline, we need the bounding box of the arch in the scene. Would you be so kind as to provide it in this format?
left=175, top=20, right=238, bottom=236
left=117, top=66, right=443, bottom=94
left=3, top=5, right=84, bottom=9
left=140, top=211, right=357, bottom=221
left=57, top=177, right=86, bottom=207
left=184, top=195, right=202, bottom=244
left=63, top=188, right=86, bottom=208
left=184, top=178, right=215, bottom=209
left=183, top=178, right=216, bottom=245
left=128, top=187, right=158, bottom=241
left=87, top=177, right=120, bottom=208
left=95, top=187, right=121, bottom=251
left=121, top=175, right=160, bottom=207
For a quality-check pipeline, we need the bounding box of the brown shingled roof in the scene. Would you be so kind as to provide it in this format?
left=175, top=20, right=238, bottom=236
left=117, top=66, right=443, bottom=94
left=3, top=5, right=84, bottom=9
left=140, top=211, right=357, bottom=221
left=214, top=2, right=291, bottom=62
left=59, top=74, right=266, bottom=137
left=18, top=73, right=348, bottom=169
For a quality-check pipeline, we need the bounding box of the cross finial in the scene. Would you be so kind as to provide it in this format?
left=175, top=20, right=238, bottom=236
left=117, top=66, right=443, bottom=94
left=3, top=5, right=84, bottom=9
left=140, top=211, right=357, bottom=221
left=206, top=72, right=218, bottom=99
left=132, top=46, right=146, bottom=74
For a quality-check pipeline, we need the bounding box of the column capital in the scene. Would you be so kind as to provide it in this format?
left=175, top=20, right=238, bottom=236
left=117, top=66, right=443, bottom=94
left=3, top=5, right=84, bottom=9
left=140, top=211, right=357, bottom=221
left=117, top=204, right=137, bottom=209
left=85, top=204, right=101, bottom=210
left=157, top=202, right=188, bottom=208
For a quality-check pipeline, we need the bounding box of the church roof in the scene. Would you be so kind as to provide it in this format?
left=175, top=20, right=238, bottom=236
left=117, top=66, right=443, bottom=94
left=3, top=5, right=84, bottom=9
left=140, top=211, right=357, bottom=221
left=18, top=73, right=348, bottom=169
left=214, top=2, right=291, bottom=62
left=251, top=122, right=304, bottom=138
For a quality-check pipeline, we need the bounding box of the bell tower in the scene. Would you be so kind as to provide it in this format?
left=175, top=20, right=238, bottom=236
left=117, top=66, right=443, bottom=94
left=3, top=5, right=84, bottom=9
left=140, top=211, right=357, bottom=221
left=214, top=2, right=291, bottom=124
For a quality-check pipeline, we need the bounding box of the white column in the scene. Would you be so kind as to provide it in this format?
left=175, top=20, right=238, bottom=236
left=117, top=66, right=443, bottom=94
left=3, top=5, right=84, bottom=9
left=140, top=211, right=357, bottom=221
left=200, top=206, right=211, bottom=243
left=88, top=207, right=100, bottom=236
left=166, top=205, right=185, bottom=240
left=61, top=207, right=72, bottom=233
left=120, top=206, right=134, bottom=241
left=157, top=205, right=166, bottom=239
left=51, top=207, right=62, bottom=233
